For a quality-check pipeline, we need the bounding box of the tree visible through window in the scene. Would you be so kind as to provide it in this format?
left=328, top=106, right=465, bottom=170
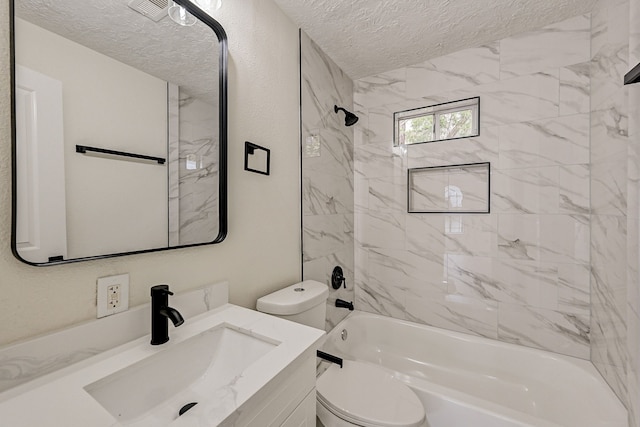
left=394, top=97, right=479, bottom=146
left=398, top=115, right=434, bottom=145
left=439, top=109, right=472, bottom=140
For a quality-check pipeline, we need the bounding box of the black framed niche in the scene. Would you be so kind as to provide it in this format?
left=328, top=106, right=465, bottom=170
left=408, top=162, right=490, bottom=214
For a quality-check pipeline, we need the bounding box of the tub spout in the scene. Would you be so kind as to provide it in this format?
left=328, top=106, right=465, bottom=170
left=335, top=299, right=354, bottom=311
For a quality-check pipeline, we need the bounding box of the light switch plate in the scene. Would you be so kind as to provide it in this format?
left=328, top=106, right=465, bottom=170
left=97, top=274, right=130, bottom=318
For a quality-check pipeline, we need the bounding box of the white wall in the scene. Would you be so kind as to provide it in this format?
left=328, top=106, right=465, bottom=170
left=0, top=0, right=301, bottom=347
left=15, top=18, right=169, bottom=259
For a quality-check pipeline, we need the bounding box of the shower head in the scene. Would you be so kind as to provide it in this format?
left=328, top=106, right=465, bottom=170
left=334, top=105, right=359, bottom=127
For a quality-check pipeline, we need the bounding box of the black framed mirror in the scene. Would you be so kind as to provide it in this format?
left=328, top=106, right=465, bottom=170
left=10, top=0, right=227, bottom=265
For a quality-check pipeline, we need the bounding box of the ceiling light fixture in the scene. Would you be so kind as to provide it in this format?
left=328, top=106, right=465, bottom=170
left=168, top=0, right=222, bottom=26
left=168, top=0, right=196, bottom=26
left=195, top=0, right=222, bottom=10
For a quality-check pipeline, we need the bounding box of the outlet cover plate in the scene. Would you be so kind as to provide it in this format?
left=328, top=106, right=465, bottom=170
left=97, top=274, right=130, bottom=318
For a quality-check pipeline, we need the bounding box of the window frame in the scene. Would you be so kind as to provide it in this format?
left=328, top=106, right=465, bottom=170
left=394, top=97, right=480, bottom=146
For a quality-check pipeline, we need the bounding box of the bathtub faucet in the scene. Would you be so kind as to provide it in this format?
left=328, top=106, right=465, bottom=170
left=335, top=299, right=354, bottom=311
left=150, top=284, right=184, bottom=345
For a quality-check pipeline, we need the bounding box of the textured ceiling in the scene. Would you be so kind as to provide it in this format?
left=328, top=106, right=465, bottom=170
left=273, top=0, right=596, bottom=79
left=15, top=0, right=220, bottom=102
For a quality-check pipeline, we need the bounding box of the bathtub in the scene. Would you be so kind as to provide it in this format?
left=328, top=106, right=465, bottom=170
left=319, top=311, right=627, bottom=427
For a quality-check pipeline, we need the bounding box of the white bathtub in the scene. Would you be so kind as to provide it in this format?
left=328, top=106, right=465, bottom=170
left=319, top=311, right=627, bottom=427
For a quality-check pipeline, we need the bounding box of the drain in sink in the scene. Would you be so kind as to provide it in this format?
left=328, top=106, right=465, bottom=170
left=179, top=402, right=198, bottom=416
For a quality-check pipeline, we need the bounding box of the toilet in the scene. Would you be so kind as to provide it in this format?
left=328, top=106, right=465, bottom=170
left=257, top=280, right=426, bottom=427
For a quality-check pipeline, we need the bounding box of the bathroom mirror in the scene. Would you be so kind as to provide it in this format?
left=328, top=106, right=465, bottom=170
left=10, top=0, right=227, bottom=265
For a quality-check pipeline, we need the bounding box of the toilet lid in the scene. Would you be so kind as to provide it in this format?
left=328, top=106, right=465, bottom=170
left=316, top=360, right=425, bottom=427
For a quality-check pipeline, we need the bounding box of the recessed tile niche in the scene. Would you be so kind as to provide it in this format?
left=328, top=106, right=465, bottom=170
left=407, top=162, right=490, bottom=213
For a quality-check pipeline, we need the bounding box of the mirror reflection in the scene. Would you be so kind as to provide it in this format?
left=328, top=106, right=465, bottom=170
left=12, top=0, right=227, bottom=265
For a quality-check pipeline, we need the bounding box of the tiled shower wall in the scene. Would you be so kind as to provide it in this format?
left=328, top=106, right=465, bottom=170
left=590, top=0, right=640, bottom=423
left=629, top=0, right=640, bottom=422
left=300, top=31, right=355, bottom=331
left=176, top=94, right=219, bottom=245
left=353, top=15, right=592, bottom=359
left=168, top=89, right=220, bottom=246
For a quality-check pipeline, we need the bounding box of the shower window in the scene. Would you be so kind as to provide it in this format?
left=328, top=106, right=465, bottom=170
left=394, top=97, right=479, bottom=146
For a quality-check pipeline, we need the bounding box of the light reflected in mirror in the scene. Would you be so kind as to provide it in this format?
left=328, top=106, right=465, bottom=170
left=11, top=0, right=227, bottom=265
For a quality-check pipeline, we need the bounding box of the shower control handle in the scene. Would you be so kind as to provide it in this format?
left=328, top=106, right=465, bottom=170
left=331, top=266, right=346, bottom=289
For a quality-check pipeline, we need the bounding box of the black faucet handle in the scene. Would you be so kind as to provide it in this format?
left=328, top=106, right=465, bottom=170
left=150, top=284, right=174, bottom=296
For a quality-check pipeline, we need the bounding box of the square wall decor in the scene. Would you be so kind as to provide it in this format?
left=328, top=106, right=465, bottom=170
left=408, top=162, right=490, bottom=213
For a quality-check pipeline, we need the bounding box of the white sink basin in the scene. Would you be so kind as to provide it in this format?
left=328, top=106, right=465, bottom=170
left=0, top=304, right=325, bottom=427
left=84, top=324, right=277, bottom=424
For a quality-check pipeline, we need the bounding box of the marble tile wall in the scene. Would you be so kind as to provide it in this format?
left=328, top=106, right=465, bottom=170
left=628, top=0, right=640, bottom=423
left=175, top=93, right=220, bottom=246
left=353, top=15, right=592, bottom=359
left=591, top=0, right=640, bottom=423
left=300, top=31, right=355, bottom=331
left=168, top=83, right=180, bottom=247
left=590, top=0, right=634, bottom=419
left=167, top=89, right=219, bottom=246
left=167, top=86, right=220, bottom=247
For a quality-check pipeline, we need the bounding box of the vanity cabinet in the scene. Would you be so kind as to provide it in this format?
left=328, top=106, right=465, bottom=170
left=234, top=355, right=316, bottom=426
left=0, top=298, right=324, bottom=427
left=281, top=390, right=316, bottom=427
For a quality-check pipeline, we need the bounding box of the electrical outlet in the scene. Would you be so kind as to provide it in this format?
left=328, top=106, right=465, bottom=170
left=97, top=274, right=129, bottom=318
left=107, top=284, right=121, bottom=309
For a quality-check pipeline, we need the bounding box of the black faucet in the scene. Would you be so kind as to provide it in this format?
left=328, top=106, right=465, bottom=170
left=150, top=285, right=184, bottom=345
left=335, top=299, right=354, bottom=311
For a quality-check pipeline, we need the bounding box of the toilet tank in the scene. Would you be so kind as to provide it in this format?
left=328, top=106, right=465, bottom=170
left=256, top=280, right=329, bottom=330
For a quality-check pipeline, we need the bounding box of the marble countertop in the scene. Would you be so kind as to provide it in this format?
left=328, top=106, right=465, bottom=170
left=0, top=304, right=325, bottom=426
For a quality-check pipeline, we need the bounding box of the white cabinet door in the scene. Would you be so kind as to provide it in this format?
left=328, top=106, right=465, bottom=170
left=281, top=390, right=316, bottom=427
left=15, top=65, right=67, bottom=263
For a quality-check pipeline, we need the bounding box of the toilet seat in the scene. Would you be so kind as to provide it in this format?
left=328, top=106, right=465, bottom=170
left=317, top=360, right=425, bottom=427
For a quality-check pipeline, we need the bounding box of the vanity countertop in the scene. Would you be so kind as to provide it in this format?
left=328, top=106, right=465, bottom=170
left=0, top=304, right=325, bottom=426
